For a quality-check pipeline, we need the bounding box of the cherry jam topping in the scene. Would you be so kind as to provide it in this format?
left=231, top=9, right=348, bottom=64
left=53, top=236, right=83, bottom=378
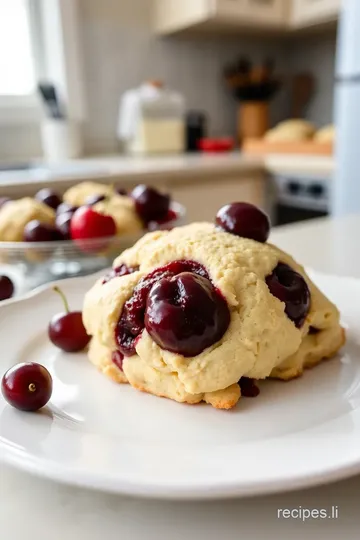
left=102, top=264, right=139, bottom=284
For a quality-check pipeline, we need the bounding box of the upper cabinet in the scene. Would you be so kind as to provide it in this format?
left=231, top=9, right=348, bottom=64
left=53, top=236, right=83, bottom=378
left=212, top=0, right=287, bottom=28
left=154, top=0, right=288, bottom=34
left=154, top=0, right=341, bottom=35
left=291, top=0, right=342, bottom=29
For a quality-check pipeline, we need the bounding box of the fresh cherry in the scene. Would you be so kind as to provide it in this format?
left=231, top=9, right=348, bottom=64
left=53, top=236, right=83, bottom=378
left=35, top=188, right=62, bottom=210
left=131, top=185, right=170, bottom=223
left=239, top=377, right=260, bottom=398
left=147, top=209, right=178, bottom=232
left=266, top=263, right=310, bottom=328
left=112, top=350, right=124, bottom=371
left=1, top=362, right=52, bottom=411
left=0, top=197, right=11, bottom=210
left=85, top=194, right=106, bottom=206
left=145, top=272, right=230, bottom=357
left=102, top=263, right=139, bottom=284
left=116, top=260, right=208, bottom=356
left=48, top=287, right=91, bottom=352
left=216, top=202, right=270, bottom=243
left=24, top=220, right=63, bottom=242
left=0, top=275, right=14, bottom=301
left=70, top=207, right=116, bottom=244
left=55, top=212, right=72, bottom=240
left=56, top=202, right=78, bottom=216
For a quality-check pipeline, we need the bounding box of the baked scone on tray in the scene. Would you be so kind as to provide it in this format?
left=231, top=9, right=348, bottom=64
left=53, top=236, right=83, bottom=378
left=83, top=202, right=345, bottom=410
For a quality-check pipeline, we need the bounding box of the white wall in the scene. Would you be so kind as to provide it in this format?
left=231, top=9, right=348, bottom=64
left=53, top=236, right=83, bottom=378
left=78, top=0, right=289, bottom=154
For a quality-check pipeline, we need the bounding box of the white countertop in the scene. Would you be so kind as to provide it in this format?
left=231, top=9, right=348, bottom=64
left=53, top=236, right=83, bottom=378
left=1, top=214, right=359, bottom=540
left=0, top=152, right=334, bottom=192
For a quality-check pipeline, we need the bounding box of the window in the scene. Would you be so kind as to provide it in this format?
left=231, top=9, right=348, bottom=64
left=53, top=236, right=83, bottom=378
left=0, top=0, right=36, bottom=96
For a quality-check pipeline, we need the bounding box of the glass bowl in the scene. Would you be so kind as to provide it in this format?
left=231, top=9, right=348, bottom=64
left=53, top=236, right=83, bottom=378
left=0, top=202, right=186, bottom=295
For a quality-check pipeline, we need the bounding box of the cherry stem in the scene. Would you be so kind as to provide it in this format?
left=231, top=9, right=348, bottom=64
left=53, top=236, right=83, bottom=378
left=53, top=286, right=70, bottom=314
left=28, top=383, right=36, bottom=393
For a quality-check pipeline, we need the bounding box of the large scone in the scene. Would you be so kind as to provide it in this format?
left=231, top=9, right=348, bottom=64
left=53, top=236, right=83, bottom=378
left=0, top=198, right=55, bottom=242
left=83, top=223, right=344, bottom=409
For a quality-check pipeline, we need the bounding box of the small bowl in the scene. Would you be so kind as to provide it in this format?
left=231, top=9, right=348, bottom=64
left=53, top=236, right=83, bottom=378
left=0, top=202, right=186, bottom=294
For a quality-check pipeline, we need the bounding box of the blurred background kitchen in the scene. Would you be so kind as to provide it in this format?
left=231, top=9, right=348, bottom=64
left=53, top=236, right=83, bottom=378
left=0, top=0, right=356, bottom=295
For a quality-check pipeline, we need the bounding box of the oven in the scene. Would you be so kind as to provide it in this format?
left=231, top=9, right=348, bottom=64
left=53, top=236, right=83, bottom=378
left=271, top=174, right=330, bottom=226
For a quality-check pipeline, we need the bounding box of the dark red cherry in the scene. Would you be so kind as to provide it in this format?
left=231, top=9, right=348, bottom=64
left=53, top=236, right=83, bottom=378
left=85, top=194, right=106, bottom=206
left=145, top=272, right=230, bottom=357
left=102, top=263, right=139, bottom=284
left=112, top=351, right=124, bottom=371
left=24, top=220, right=63, bottom=242
left=147, top=209, right=178, bottom=231
left=239, top=377, right=260, bottom=398
left=35, top=188, right=62, bottom=210
left=55, top=212, right=72, bottom=240
left=115, top=260, right=208, bottom=356
left=48, top=287, right=90, bottom=352
left=1, top=362, right=52, bottom=411
left=266, top=263, right=310, bottom=328
left=131, top=185, right=170, bottom=223
left=216, top=202, right=270, bottom=243
left=0, top=275, right=14, bottom=301
left=56, top=202, right=78, bottom=216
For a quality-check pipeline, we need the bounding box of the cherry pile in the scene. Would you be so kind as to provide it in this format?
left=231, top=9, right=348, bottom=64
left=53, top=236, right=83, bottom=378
left=115, top=260, right=230, bottom=358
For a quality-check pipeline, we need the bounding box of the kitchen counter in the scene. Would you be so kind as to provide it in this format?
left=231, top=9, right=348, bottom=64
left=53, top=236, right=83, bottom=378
left=1, top=214, right=359, bottom=540
left=0, top=152, right=334, bottom=195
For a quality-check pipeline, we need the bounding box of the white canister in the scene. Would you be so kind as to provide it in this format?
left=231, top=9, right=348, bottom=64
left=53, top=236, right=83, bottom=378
left=117, top=82, right=186, bottom=155
left=41, top=119, right=83, bottom=162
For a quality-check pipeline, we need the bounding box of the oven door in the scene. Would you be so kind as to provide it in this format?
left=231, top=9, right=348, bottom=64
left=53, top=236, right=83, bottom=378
left=274, top=203, right=328, bottom=226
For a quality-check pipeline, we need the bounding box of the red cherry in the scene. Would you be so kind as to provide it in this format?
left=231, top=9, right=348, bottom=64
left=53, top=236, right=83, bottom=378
left=55, top=212, right=72, bottom=240
left=24, top=220, right=63, bottom=242
left=48, top=287, right=90, bottom=352
left=56, top=202, right=78, bottom=216
left=216, top=202, right=270, bottom=243
left=85, top=194, right=106, bottom=206
left=0, top=275, right=14, bottom=301
left=71, top=206, right=116, bottom=239
left=35, top=188, right=62, bottom=210
left=1, top=362, right=52, bottom=411
left=131, top=185, right=170, bottom=223
left=145, top=272, right=230, bottom=357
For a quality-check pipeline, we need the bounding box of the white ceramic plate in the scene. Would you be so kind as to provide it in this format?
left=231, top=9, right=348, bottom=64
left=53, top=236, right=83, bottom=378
left=0, top=270, right=360, bottom=500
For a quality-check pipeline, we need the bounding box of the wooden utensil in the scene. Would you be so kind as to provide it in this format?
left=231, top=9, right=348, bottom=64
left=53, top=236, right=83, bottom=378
left=291, top=73, right=315, bottom=118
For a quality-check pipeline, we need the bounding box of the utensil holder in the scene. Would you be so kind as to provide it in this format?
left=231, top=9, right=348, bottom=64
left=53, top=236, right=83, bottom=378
left=238, top=101, right=269, bottom=142
left=41, top=119, right=83, bottom=162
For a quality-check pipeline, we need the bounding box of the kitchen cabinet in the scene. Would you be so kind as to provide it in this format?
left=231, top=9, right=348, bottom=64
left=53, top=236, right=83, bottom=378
left=154, top=0, right=340, bottom=35
left=291, top=0, right=342, bottom=28
left=154, top=0, right=288, bottom=35
left=168, top=173, right=266, bottom=223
